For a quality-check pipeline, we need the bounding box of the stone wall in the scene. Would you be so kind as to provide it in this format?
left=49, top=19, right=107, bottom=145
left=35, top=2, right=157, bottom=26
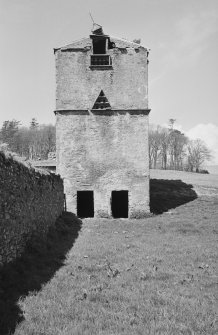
left=55, top=33, right=150, bottom=218
left=55, top=37, right=149, bottom=111
left=56, top=112, right=150, bottom=218
left=0, top=152, right=64, bottom=265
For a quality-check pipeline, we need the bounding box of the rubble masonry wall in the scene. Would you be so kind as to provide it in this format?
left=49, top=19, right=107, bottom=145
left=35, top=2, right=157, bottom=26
left=0, top=151, right=64, bottom=265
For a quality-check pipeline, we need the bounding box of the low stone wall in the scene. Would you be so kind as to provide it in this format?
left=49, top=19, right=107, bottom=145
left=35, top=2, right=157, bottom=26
left=0, top=151, right=64, bottom=265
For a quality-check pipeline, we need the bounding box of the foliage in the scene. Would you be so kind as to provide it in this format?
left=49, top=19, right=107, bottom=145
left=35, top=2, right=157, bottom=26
left=149, top=125, right=162, bottom=169
left=187, top=139, right=212, bottom=172
left=0, top=119, right=55, bottom=160
left=168, top=129, right=188, bottom=170
left=149, top=120, right=212, bottom=171
left=199, top=169, right=209, bottom=174
left=0, top=120, right=21, bottom=152
left=30, top=118, right=39, bottom=129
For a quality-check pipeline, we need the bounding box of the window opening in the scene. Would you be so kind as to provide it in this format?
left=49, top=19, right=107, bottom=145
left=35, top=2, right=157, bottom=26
left=93, top=38, right=106, bottom=54
left=90, top=37, right=112, bottom=66
left=90, top=55, right=111, bottom=66
left=92, top=90, right=111, bottom=110
left=111, top=191, right=128, bottom=218
left=77, top=191, right=94, bottom=218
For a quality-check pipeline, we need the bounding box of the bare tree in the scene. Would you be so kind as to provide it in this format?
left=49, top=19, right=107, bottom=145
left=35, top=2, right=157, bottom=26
left=149, top=125, right=162, bottom=168
left=187, top=139, right=212, bottom=172
left=159, top=128, right=169, bottom=169
left=28, top=124, right=56, bottom=160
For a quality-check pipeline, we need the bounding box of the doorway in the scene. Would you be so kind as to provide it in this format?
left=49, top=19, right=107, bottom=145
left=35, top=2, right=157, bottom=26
left=77, top=191, right=94, bottom=218
left=111, top=191, right=128, bottom=218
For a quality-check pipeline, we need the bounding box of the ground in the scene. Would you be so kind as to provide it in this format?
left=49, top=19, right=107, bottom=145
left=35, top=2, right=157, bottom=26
left=1, top=170, right=218, bottom=335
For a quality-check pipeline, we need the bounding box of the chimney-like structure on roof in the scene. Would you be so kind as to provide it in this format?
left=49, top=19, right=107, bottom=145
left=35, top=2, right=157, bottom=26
left=92, top=23, right=104, bottom=35
left=54, top=27, right=150, bottom=218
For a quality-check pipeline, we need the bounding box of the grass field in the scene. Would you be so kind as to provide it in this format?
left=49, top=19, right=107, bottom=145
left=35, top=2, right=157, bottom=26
left=151, top=169, right=218, bottom=197
left=1, top=170, right=218, bottom=335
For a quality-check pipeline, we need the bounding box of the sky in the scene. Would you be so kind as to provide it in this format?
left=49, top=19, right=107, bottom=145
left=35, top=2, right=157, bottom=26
left=0, top=0, right=218, bottom=162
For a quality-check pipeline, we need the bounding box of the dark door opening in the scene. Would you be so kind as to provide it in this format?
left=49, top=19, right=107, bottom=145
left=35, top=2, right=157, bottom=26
left=111, top=191, right=128, bottom=218
left=77, top=191, right=94, bottom=218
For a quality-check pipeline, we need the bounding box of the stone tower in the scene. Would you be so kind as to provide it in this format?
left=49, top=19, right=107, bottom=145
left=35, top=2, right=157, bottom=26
left=55, top=26, right=150, bottom=218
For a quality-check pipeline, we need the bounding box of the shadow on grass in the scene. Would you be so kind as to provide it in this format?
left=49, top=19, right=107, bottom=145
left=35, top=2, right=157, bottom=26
left=150, top=179, right=197, bottom=214
left=0, top=212, right=82, bottom=335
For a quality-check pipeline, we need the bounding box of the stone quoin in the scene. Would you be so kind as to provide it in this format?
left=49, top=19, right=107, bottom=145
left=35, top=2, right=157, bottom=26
left=54, top=25, right=150, bottom=218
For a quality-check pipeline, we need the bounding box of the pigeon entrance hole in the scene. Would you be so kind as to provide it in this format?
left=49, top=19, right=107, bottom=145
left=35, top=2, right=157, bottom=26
left=111, top=190, right=128, bottom=218
left=77, top=191, right=94, bottom=218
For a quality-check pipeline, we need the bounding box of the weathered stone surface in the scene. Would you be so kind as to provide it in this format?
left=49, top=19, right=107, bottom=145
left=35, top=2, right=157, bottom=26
left=56, top=113, right=149, bottom=217
left=55, top=33, right=150, bottom=218
left=0, top=152, right=64, bottom=265
left=55, top=37, right=149, bottom=111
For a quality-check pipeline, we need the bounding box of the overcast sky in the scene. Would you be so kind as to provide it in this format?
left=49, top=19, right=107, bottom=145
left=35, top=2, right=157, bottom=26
left=0, top=0, right=218, bottom=162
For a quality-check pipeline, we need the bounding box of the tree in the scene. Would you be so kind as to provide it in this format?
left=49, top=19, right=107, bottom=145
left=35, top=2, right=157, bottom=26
left=168, top=118, right=176, bottom=130
left=28, top=124, right=55, bottom=160
left=168, top=129, right=188, bottom=170
left=187, top=139, right=212, bottom=172
left=159, top=128, right=169, bottom=169
left=38, top=124, right=56, bottom=159
left=0, top=120, right=21, bottom=152
left=149, top=125, right=162, bottom=168
left=148, top=121, right=212, bottom=172
left=0, top=120, right=56, bottom=160
left=30, top=118, right=39, bottom=129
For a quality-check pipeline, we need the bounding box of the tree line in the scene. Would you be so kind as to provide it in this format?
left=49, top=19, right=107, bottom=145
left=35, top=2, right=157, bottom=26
left=0, top=118, right=212, bottom=171
left=0, top=118, right=55, bottom=160
left=149, top=119, right=212, bottom=172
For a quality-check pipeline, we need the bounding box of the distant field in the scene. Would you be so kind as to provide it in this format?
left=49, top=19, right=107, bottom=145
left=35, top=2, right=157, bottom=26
left=151, top=169, right=218, bottom=196
left=205, top=165, right=218, bottom=175
left=1, top=170, right=217, bottom=335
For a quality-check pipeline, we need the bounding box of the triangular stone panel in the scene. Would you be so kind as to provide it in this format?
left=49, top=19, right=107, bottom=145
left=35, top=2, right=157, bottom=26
left=92, top=90, right=111, bottom=110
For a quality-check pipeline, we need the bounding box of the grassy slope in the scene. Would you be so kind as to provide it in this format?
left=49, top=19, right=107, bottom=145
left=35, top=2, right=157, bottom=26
left=151, top=169, right=218, bottom=196
left=6, top=171, right=218, bottom=334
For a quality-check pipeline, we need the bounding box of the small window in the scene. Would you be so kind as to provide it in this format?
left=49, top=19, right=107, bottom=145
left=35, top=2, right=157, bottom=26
left=77, top=191, right=94, bottom=218
left=93, top=38, right=106, bottom=54
left=90, top=37, right=112, bottom=67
